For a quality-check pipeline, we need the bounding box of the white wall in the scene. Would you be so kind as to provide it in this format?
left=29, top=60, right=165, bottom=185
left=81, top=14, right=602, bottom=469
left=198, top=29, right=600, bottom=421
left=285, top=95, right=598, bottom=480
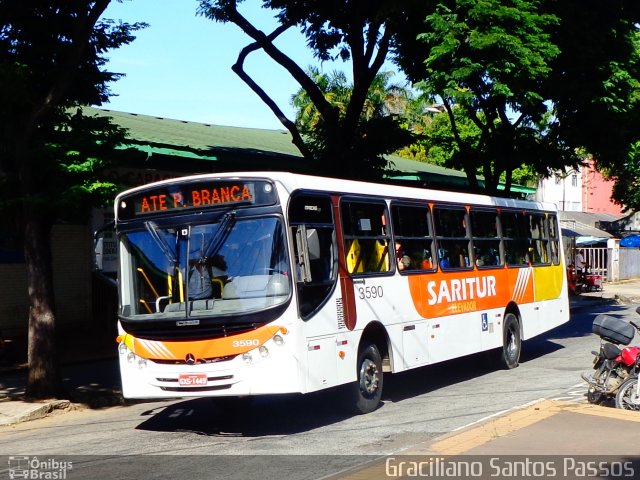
left=536, top=169, right=582, bottom=211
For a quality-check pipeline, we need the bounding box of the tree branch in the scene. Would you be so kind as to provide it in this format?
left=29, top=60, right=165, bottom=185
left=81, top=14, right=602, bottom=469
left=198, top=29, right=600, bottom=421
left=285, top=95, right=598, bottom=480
left=32, top=0, right=110, bottom=125
left=232, top=35, right=313, bottom=159
left=443, top=97, right=480, bottom=189
left=225, top=6, right=338, bottom=128
left=344, top=25, right=391, bottom=133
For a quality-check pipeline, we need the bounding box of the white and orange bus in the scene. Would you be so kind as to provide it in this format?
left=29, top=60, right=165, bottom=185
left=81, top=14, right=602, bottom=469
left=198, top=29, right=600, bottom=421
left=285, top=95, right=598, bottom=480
left=103, top=171, right=569, bottom=413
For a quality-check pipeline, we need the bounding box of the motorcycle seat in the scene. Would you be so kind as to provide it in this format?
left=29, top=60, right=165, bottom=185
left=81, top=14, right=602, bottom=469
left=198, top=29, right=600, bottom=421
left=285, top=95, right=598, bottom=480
left=602, top=342, right=622, bottom=359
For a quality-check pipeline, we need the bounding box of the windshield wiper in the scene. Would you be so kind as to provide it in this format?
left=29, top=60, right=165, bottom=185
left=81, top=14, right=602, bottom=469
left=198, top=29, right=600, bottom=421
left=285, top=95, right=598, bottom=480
left=145, top=221, right=177, bottom=264
left=199, top=211, right=236, bottom=263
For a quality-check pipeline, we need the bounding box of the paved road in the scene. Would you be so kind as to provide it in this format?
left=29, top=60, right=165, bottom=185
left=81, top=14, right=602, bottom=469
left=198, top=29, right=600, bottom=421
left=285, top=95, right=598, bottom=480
left=0, top=301, right=637, bottom=479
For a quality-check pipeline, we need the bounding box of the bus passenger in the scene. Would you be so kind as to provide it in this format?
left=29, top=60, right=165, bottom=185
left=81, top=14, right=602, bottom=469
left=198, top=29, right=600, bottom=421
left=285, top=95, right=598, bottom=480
left=395, top=242, right=410, bottom=271
left=188, top=262, right=212, bottom=300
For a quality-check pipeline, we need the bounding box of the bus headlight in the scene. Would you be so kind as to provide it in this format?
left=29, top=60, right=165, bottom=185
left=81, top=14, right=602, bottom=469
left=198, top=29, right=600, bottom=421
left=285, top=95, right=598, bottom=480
left=259, top=346, right=269, bottom=358
left=273, top=334, right=284, bottom=346
left=138, top=358, right=147, bottom=369
left=119, top=343, right=128, bottom=355
left=242, top=352, right=253, bottom=364
left=127, top=352, right=136, bottom=364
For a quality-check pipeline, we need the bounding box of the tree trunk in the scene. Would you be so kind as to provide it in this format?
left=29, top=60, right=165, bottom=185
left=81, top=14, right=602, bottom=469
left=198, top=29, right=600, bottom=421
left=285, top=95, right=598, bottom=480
left=24, top=205, right=62, bottom=400
left=17, top=120, right=62, bottom=399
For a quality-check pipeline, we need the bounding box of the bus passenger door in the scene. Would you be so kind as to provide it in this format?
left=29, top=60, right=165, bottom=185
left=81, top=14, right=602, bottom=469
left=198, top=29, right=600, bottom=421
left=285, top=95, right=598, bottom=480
left=290, top=194, right=350, bottom=390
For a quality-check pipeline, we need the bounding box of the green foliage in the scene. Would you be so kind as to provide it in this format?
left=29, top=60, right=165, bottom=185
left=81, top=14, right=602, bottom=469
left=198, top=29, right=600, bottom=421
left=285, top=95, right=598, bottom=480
left=409, top=0, right=573, bottom=192
left=291, top=68, right=415, bottom=172
left=607, top=142, right=640, bottom=212
left=198, top=0, right=417, bottom=178
left=0, top=0, right=146, bottom=400
left=0, top=1, right=146, bottom=224
left=543, top=1, right=640, bottom=209
left=392, top=0, right=640, bottom=198
left=544, top=2, right=640, bottom=159
left=42, top=108, right=131, bottom=222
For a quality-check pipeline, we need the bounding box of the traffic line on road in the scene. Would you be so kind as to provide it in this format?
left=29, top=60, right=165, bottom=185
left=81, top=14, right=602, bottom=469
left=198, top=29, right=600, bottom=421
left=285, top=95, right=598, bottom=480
left=420, top=399, right=640, bottom=456
left=328, top=399, right=640, bottom=479
left=424, top=399, right=560, bottom=455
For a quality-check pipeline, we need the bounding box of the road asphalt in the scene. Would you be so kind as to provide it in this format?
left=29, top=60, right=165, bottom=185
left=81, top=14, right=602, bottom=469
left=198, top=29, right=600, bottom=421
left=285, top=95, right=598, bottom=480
left=2, top=279, right=640, bottom=463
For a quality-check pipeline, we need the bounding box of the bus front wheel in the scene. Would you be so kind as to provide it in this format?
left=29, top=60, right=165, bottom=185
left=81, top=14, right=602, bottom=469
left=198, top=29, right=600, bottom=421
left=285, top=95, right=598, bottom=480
left=349, top=342, right=383, bottom=414
left=500, top=313, right=521, bottom=369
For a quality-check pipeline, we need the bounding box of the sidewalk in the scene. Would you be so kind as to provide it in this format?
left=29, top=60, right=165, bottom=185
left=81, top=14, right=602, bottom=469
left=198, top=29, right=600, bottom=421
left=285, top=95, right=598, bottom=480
left=0, top=326, right=121, bottom=426
left=1, top=279, right=639, bottom=444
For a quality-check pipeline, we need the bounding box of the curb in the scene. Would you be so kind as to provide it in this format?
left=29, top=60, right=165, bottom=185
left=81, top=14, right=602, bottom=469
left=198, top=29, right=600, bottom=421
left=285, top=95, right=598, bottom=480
left=615, top=294, right=640, bottom=304
left=0, top=399, right=71, bottom=426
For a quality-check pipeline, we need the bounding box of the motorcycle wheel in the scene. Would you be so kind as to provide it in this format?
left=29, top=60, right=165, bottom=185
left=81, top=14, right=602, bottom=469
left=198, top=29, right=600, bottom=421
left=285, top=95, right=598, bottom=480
left=615, top=377, right=640, bottom=410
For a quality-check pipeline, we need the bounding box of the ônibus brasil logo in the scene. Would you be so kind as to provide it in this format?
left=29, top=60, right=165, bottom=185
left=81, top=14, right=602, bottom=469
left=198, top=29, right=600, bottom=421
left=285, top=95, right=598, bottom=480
left=8, top=456, right=72, bottom=479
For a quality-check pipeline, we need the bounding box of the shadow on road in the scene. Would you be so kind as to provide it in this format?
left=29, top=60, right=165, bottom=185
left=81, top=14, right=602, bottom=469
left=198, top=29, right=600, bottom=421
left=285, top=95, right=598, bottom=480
left=134, top=302, right=640, bottom=436
left=135, top=390, right=354, bottom=436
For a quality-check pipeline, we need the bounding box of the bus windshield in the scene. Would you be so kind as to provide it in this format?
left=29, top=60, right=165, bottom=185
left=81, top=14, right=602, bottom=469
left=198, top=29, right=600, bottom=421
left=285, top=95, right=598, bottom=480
left=119, top=215, right=291, bottom=320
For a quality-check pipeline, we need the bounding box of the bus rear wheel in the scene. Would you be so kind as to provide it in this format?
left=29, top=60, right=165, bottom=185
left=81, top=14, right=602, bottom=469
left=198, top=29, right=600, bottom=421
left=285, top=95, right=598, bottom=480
left=348, top=342, right=383, bottom=414
left=500, top=313, right=521, bottom=369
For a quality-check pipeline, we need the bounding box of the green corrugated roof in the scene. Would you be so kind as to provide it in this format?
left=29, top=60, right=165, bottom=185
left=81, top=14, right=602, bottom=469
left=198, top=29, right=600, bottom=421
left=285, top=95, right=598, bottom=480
left=84, top=106, right=535, bottom=195
left=85, top=107, right=302, bottom=158
left=83, top=107, right=466, bottom=176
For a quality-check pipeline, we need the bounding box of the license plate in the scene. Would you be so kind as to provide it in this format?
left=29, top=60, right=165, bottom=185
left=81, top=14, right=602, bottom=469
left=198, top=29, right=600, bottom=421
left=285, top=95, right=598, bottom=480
left=178, top=374, right=208, bottom=386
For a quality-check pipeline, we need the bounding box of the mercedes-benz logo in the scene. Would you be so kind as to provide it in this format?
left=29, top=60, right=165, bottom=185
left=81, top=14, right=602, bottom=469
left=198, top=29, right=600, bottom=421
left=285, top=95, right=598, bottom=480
left=185, top=353, right=196, bottom=365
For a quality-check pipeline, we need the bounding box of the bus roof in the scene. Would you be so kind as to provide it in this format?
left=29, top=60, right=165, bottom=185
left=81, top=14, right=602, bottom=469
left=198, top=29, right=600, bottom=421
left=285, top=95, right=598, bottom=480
left=114, top=171, right=557, bottom=214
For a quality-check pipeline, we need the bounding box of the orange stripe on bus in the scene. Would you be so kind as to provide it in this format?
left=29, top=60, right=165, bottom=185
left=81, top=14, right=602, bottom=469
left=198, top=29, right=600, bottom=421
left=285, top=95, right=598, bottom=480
left=408, top=267, right=534, bottom=318
left=120, top=325, right=285, bottom=361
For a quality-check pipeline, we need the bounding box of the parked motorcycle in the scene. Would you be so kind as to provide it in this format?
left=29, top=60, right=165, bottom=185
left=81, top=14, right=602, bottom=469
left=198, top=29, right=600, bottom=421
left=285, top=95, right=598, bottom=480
left=614, top=307, right=640, bottom=410
left=582, top=310, right=640, bottom=406
left=567, top=265, right=604, bottom=294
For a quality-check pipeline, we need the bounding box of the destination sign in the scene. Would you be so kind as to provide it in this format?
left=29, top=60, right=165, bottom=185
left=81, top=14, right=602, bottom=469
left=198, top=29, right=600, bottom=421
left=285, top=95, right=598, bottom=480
left=117, top=179, right=277, bottom=220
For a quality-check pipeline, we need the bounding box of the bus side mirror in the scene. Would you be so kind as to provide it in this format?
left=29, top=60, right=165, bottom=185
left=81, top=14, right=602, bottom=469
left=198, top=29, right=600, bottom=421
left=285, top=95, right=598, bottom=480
left=94, top=236, right=104, bottom=271
left=93, top=221, right=113, bottom=271
left=93, top=221, right=117, bottom=287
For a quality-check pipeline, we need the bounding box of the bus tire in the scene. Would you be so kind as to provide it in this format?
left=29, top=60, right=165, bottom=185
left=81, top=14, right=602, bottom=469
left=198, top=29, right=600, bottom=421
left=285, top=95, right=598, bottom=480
left=500, top=313, right=521, bottom=369
left=349, top=342, right=383, bottom=414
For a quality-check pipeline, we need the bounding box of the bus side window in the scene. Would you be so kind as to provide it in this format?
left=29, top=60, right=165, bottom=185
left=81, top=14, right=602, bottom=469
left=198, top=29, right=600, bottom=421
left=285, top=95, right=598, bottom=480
left=469, top=208, right=502, bottom=268
left=501, top=211, right=530, bottom=266
left=391, top=203, right=435, bottom=273
left=548, top=214, right=560, bottom=265
left=341, top=201, right=391, bottom=275
left=433, top=206, right=471, bottom=271
left=528, top=213, right=549, bottom=265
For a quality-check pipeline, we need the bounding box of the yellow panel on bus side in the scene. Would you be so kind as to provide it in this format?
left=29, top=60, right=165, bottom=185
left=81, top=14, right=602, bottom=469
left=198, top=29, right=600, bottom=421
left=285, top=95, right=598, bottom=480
left=532, top=264, right=565, bottom=301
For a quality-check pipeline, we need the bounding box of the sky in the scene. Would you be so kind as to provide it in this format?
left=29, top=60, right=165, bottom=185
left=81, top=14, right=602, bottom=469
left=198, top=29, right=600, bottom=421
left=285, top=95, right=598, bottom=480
left=101, top=0, right=342, bottom=130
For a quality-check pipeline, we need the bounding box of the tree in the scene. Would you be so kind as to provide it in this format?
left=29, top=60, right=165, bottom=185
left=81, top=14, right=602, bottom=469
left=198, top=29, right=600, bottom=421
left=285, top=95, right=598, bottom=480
left=0, top=1, right=146, bottom=399
left=394, top=0, right=640, bottom=198
left=609, top=148, right=640, bottom=212
left=542, top=0, right=640, bottom=210
left=197, top=0, right=417, bottom=178
left=395, top=0, right=575, bottom=195
left=543, top=0, right=640, bottom=173
left=291, top=68, right=414, bottom=167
